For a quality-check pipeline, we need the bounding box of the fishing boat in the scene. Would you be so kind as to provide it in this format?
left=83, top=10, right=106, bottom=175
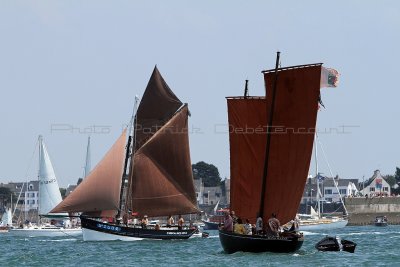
left=50, top=67, right=200, bottom=241
left=315, top=236, right=356, bottom=253
left=11, top=136, right=81, bottom=237
left=374, top=215, right=388, bottom=226
left=219, top=52, right=339, bottom=253
left=202, top=203, right=228, bottom=230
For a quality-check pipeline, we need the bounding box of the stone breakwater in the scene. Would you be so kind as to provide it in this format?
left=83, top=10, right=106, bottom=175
left=344, top=197, right=400, bottom=225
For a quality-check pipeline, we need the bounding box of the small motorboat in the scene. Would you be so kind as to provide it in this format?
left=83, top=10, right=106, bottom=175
left=315, top=236, right=356, bottom=253
left=374, top=216, right=388, bottom=226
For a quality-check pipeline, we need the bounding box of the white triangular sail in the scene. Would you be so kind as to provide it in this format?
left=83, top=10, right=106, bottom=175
left=38, top=136, right=65, bottom=216
left=0, top=208, right=12, bottom=226
left=310, top=206, right=318, bottom=218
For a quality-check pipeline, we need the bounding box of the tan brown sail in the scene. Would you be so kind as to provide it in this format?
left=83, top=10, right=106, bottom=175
left=50, top=130, right=126, bottom=214
left=135, top=66, right=183, bottom=151
left=227, top=97, right=267, bottom=222
left=227, top=64, right=322, bottom=225
left=261, top=64, right=322, bottom=224
left=129, top=105, right=199, bottom=217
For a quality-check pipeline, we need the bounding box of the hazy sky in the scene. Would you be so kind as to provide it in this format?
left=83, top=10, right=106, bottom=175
left=1, top=1, right=399, bottom=187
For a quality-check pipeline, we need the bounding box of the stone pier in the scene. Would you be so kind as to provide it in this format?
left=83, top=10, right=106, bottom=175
left=344, top=197, right=400, bottom=225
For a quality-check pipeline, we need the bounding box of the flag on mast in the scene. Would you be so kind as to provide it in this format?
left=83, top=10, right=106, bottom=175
left=320, top=67, right=339, bottom=88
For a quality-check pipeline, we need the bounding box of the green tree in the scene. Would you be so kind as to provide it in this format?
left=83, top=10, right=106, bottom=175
left=395, top=167, right=400, bottom=183
left=384, top=175, right=396, bottom=187
left=0, top=187, right=16, bottom=207
left=192, top=161, right=222, bottom=187
left=390, top=167, right=400, bottom=195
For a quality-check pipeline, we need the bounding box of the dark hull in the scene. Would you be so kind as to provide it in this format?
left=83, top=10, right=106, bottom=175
left=219, top=230, right=304, bottom=254
left=374, top=222, right=388, bottom=227
left=81, top=217, right=196, bottom=240
left=315, top=236, right=356, bottom=253
left=202, top=220, right=220, bottom=230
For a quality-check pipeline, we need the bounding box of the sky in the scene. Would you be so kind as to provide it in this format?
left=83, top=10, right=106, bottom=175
left=0, top=1, right=399, bottom=187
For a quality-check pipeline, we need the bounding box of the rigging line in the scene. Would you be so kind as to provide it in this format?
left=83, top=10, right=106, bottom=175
left=316, top=133, right=349, bottom=216
left=13, top=138, right=39, bottom=219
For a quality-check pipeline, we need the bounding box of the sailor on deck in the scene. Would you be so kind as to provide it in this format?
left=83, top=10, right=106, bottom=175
left=177, top=215, right=184, bottom=230
left=141, top=215, right=149, bottom=229
left=167, top=215, right=174, bottom=228
left=221, top=211, right=233, bottom=232
left=256, top=213, right=263, bottom=235
left=267, top=213, right=281, bottom=237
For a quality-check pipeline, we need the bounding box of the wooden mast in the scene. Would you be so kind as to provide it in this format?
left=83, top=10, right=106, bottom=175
left=258, top=52, right=280, bottom=218
left=116, top=96, right=139, bottom=219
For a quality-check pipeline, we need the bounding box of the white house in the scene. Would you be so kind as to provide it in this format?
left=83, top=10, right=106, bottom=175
left=194, top=178, right=205, bottom=205
left=360, top=170, right=391, bottom=196
left=323, top=178, right=359, bottom=202
left=302, top=175, right=359, bottom=203
left=6, top=181, right=39, bottom=212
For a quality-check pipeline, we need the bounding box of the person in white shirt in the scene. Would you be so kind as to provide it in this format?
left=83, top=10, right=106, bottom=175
left=256, top=213, right=263, bottom=235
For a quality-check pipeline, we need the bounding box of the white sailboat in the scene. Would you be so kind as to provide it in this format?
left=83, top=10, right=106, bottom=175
left=0, top=208, right=12, bottom=232
left=11, top=136, right=81, bottom=237
left=298, top=134, right=348, bottom=231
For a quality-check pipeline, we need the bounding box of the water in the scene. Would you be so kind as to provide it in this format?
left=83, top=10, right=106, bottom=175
left=1, top=226, right=399, bottom=266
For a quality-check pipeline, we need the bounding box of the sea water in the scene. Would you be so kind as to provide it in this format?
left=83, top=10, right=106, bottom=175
left=1, top=225, right=399, bottom=266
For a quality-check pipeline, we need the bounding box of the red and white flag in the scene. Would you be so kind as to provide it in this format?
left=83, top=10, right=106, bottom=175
left=320, top=67, right=339, bottom=88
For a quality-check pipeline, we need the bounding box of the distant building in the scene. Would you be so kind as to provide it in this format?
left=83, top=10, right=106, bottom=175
left=193, top=178, right=230, bottom=207
left=360, top=170, right=391, bottom=196
left=5, top=181, right=39, bottom=212
left=65, top=184, right=77, bottom=197
left=202, top=186, right=223, bottom=206
left=301, top=175, right=359, bottom=204
left=323, top=178, right=359, bottom=202
left=194, top=178, right=205, bottom=205
left=224, top=178, right=230, bottom=205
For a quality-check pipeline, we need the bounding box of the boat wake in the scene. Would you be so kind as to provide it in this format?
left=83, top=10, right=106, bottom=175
left=38, top=238, right=78, bottom=242
left=301, top=231, right=322, bottom=236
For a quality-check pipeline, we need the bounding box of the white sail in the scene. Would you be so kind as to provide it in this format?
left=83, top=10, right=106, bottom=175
left=84, top=136, right=91, bottom=178
left=0, top=208, right=12, bottom=226
left=38, top=136, right=64, bottom=215
left=310, top=206, right=318, bottom=218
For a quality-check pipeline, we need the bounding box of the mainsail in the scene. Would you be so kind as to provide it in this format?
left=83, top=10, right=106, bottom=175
left=134, top=66, right=183, bottom=151
left=38, top=136, right=65, bottom=216
left=125, top=66, right=199, bottom=217
left=227, top=64, right=322, bottom=225
left=51, top=67, right=199, bottom=219
left=50, top=130, right=126, bottom=215
left=130, top=105, right=198, bottom=217
left=227, top=97, right=267, bottom=222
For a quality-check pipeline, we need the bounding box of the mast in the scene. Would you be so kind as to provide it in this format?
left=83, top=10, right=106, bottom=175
left=244, top=80, right=249, bottom=98
left=84, top=136, right=91, bottom=178
left=37, top=135, right=42, bottom=225
left=315, top=134, right=320, bottom=218
left=116, top=96, right=140, bottom=219
left=258, top=51, right=280, bottom=218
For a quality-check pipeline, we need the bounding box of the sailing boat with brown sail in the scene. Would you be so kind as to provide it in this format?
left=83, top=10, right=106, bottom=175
left=219, top=53, right=337, bottom=253
left=50, top=67, right=199, bottom=241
